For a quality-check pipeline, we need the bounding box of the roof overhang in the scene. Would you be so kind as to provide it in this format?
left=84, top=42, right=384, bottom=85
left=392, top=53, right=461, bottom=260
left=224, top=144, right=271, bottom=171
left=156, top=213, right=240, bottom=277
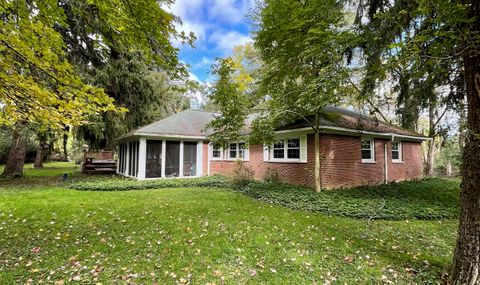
left=275, top=126, right=430, bottom=141
left=115, top=132, right=207, bottom=142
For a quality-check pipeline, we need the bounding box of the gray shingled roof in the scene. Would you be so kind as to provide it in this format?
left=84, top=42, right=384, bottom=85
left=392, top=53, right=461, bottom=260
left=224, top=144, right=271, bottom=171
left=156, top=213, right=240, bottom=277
left=276, top=106, right=425, bottom=138
left=117, top=106, right=426, bottom=140
left=116, top=109, right=216, bottom=140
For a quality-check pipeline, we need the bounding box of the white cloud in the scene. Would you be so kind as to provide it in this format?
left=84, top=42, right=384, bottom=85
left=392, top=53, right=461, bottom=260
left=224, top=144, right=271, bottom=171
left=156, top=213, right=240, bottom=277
left=207, top=0, right=254, bottom=24
left=209, top=30, right=252, bottom=54
left=188, top=71, right=201, bottom=82
left=192, top=57, right=214, bottom=69
left=163, top=0, right=209, bottom=47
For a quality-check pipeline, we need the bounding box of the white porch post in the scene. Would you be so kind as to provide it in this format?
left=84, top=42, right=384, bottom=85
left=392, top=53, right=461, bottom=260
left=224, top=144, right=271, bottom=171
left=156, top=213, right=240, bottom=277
left=125, top=142, right=130, bottom=176
left=179, top=140, right=184, bottom=177
left=161, top=140, right=166, bottom=177
left=138, top=138, right=147, bottom=180
left=116, top=144, right=120, bottom=174
left=197, top=141, right=203, bottom=176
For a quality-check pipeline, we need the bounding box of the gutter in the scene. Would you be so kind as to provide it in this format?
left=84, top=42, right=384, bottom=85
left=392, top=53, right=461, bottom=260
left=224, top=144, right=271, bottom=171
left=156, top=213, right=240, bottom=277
left=275, top=126, right=431, bottom=141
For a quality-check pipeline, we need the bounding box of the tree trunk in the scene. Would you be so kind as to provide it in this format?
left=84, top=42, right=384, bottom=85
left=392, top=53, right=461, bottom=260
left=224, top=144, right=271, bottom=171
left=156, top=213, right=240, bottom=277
left=2, top=128, right=27, bottom=177
left=425, top=137, right=436, bottom=176
left=63, top=125, right=69, bottom=160
left=33, top=134, right=46, bottom=168
left=314, top=113, right=322, bottom=192
left=425, top=99, right=437, bottom=176
left=451, top=1, right=480, bottom=283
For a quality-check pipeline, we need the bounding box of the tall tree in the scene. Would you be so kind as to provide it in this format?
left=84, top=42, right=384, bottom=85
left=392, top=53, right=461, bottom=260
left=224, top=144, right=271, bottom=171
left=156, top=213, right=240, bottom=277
left=252, top=0, right=355, bottom=192
left=0, top=0, right=122, bottom=176
left=205, top=58, right=250, bottom=147
left=353, top=0, right=480, bottom=282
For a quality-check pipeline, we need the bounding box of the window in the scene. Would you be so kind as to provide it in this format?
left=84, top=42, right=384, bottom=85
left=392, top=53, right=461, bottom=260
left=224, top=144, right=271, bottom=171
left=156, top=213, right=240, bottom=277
left=229, top=143, right=237, bottom=159
left=273, top=140, right=285, bottom=159
left=212, top=145, right=222, bottom=159
left=287, top=138, right=300, bottom=159
left=228, top=142, right=248, bottom=160
left=271, top=138, right=301, bottom=161
left=361, top=139, right=375, bottom=163
left=392, top=142, right=402, bottom=162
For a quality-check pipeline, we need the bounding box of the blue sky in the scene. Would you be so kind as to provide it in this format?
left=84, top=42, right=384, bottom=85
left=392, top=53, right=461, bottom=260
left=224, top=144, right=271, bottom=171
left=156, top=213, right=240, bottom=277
left=165, top=0, right=255, bottom=82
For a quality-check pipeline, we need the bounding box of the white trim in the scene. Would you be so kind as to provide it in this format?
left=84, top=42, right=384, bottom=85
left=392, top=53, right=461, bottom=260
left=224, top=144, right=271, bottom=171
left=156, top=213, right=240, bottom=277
left=361, top=138, right=375, bottom=163
left=125, top=142, right=130, bottom=175
left=179, top=140, right=184, bottom=177
left=269, top=137, right=304, bottom=163
left=161, top=140, right=166, bottom=178
left=209, top=143, right=223, bottom=160
left=197, top=141, right=203, bottom=176
left=134, top=133, right=206, bottom=140
left=225, top=142, right=249, bottom=161
left=384, top=143, right=388, bottom=184
left=137, top=138, right=147, bottom=180
left=275, top=126, right=429, bottom=141
left=391, top=141, right=403, bottom=163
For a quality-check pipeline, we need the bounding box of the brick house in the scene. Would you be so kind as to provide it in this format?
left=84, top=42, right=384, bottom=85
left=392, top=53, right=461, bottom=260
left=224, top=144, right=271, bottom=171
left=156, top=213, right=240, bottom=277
left=116, top=106, right=428, bottom=189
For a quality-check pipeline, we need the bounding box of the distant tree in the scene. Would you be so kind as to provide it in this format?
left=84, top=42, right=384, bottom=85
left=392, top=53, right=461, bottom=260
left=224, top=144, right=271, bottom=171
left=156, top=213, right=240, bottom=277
left=205, top=58, right=250, bottom=147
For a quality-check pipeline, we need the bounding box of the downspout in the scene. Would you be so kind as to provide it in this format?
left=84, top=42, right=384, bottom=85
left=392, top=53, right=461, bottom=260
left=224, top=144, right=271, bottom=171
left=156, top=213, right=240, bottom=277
left=384, top=135, right=395, bottom=184
left=384, top=143, right=388, bottom=184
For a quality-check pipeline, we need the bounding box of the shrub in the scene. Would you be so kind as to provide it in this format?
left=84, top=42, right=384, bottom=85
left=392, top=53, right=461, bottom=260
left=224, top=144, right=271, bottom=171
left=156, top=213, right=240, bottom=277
left=262, top=167, right=280, bottom=183
left=69, top=175, right=228, bottom=191
left=230, top=159, right=254, bottom=188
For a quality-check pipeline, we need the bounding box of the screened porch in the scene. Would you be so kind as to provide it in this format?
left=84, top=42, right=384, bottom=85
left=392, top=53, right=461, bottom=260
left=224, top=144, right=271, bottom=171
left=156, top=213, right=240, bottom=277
left=117, top=138, right=203, bottom=180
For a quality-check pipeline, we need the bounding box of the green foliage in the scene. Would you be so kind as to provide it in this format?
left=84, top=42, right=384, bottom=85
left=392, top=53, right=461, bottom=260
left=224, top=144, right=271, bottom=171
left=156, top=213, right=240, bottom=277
left=205, top=58, right=251, bottom=146
left=0, top=0, right=123, bottom=128
left=78, top=54, right=189, bottom=149
left=262, top=167, right=280, bottom=183
left=237, top=178, right=460, bottom=220
left=435, top=137, right=462, bottom=176
left=69, top=175, right=228, bottom=191
left=230, top=160, right=254, bottom=188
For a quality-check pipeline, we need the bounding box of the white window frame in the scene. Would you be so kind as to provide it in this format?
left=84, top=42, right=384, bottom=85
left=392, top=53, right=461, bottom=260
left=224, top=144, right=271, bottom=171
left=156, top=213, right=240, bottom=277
left=391, top=141, right=403, bottom=163
left=210, top=144, right=223, bottom=160
left=227, top=142, right=249, bottom=161
left=270, top=137, right=301, bottom=162
left=361, top=138, right=375, bottom=163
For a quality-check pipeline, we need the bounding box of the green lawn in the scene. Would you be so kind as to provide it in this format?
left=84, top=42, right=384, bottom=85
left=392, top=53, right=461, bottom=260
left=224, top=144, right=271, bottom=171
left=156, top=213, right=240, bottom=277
left=0, top=162, right=459, bottom=284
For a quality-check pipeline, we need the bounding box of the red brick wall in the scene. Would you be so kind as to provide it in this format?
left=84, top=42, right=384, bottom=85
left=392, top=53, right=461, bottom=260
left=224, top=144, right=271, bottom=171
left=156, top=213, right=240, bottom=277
left=208, top=134, right=423, bottom=189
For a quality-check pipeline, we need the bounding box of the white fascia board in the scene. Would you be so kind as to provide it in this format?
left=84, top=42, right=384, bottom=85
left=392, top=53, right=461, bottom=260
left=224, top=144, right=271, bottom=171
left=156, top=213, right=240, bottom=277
left=133, top=133, right=207, bottom=140
left=274, top=126, right=429, bottom=141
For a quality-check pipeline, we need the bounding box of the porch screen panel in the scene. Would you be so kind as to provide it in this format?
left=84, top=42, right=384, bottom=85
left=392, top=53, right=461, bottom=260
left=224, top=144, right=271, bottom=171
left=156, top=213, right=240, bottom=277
left=128, top=142, right=134, bottom=176
left=131, top=141, right=139, bottom=177
left=146, top=140, right=162, bottom=178
left=134, top=141, right=139, bottom=177
left=165, top=141, right=180, bottom=177
left=183, top=142, right=197, bottom=177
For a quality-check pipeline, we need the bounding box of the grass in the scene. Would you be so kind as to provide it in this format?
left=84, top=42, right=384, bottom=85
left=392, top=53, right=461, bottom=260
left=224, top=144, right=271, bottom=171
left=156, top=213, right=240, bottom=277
left=70, top=176, right=460, bottom=220
left=0, top=162, right=460, bottom=284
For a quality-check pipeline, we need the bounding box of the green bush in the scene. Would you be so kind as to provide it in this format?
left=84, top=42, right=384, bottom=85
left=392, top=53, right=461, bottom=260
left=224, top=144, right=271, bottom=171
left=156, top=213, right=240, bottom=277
left=69, top=175, right=228, bottom=191
left=236, top=178, right=460, bottom=220
left=230, top=159, right=254, bottom=188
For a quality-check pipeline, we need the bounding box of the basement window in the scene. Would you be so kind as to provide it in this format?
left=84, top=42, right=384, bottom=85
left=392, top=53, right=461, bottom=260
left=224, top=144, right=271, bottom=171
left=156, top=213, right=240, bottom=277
left=361, top=139, right=375, bottom=163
